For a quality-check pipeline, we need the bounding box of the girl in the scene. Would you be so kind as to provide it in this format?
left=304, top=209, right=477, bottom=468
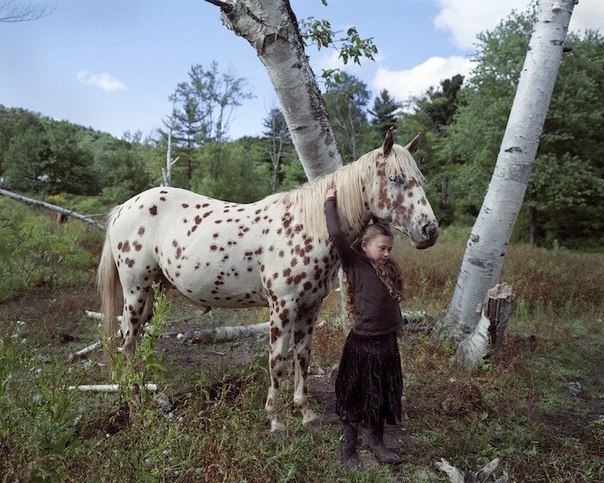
left=324, top=187, right=404, bottom=469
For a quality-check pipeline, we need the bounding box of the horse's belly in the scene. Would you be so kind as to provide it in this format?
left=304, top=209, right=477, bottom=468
left=169, top=268, right=267, bottom=309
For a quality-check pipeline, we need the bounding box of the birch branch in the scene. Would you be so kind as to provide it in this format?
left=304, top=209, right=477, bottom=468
left=67, top=340, right=102, bottom=362
left=0, top=188, right=106, bottom=231
left=68, top=383, right=158, bottom=392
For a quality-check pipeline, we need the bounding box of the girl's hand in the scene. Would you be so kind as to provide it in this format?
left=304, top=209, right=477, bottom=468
left=326, top=187, right=337, bottom=199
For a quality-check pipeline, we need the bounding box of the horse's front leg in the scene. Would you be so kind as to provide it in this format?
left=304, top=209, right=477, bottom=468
left=293, top=306, right=321, bottom=428
left=265, top=305, right=295, bottom=433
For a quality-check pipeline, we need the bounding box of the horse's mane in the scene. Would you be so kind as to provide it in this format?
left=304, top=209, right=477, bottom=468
left=280, top=143, right=424, bottom=240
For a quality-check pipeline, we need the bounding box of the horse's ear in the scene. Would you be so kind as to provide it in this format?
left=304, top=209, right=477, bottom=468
left=404, top=133, right=422, bottom=154
left=382, top=127, right=394, bottom=157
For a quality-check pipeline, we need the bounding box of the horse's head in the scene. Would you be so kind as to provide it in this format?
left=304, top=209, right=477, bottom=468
left=368, top=129, right=439, bottom=249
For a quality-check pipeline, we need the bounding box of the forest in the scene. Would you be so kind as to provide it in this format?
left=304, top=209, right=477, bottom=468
left=1, top=7, right=602, bottom=250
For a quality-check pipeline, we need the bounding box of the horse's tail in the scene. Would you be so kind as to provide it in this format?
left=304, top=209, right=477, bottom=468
left=97, top=208, right=121, bottom=351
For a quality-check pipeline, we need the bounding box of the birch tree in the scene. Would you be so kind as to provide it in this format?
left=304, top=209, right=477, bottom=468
left=205, top=0, right=344, bottom=180
left=439, top=0, right=578, bottom=342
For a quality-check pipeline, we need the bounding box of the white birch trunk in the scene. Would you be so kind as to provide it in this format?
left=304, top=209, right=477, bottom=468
left=162, top=96, right=180, bottom=187
left=442, top=0, right=577, bottom=341
left=208, top=0, right=344, bottom=181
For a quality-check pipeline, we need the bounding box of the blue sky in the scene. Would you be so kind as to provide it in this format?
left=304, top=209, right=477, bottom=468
left=1, top=0, right=602, bottom=140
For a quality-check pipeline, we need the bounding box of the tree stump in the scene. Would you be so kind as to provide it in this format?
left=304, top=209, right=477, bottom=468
left=455, top=283, right=514, bottom=366
left=486, top=283, right=514, bottom=353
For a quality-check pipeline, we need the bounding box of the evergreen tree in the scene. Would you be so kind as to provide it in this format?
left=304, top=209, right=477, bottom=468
left=262, top=108, right=294, bottom=193
left=397, top=75, right=465, bottom=225
left=323, top=72, right=371, bottom=163
left=368, top=89, right=400, bottom=140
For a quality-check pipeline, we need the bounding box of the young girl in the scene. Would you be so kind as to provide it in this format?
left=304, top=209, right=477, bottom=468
left=324, top=187, right=404, bottom=469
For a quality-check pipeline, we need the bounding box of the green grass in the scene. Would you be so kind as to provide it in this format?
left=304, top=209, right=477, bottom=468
left=0, top=214, right=602, bottom=482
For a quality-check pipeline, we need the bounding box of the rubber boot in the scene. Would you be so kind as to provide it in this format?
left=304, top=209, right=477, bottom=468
left=366, top=421, right=401, bottom=464
left=340, top=422, right=362, bottom=470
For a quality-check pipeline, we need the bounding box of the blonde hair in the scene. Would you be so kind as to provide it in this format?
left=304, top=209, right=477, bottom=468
left=281, top=143, right=424, bottom=241
left=344, top=222, right=403, bottom=319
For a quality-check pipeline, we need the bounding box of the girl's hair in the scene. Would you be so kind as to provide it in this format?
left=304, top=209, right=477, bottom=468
left=344, top=222, right=404, bottom=319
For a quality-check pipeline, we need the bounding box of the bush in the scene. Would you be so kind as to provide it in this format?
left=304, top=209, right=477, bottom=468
left=0, top=199, right=96, bottom=301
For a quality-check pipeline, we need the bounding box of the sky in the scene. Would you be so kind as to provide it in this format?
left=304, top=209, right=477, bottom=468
left=1, top=0, right=602, bottom=141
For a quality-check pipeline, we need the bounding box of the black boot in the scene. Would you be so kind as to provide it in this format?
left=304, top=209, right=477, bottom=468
left=366, top=421, right=401, bottom=464
left=340, top=422, right=362, bottom=470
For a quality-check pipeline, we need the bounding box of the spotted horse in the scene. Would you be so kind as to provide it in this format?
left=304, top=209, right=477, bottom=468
left=97, top=129, right=439, bottom=433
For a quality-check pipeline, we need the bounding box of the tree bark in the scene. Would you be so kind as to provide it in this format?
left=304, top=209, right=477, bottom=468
left=206, top=0, right=344, bottom=181
left=440, top=0, right=576, bottom=341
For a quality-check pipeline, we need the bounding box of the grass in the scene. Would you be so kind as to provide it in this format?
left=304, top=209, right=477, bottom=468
left=0, top=219, right=602, bottom=482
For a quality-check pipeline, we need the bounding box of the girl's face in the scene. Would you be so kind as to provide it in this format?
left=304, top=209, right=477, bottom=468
left=361, top=234, right=394, bottom=265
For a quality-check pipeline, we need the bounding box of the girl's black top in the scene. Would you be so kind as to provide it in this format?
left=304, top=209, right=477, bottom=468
left=324, top=196, right=403, bottom=336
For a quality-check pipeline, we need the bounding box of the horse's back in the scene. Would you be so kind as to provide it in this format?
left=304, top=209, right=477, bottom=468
left=108, top=187, right=280, bottom=308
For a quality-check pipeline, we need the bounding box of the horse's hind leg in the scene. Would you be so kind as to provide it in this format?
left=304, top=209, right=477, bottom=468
left=293, top=305, right=321, bottom=427
left=120, top=280, right=155, bottom=355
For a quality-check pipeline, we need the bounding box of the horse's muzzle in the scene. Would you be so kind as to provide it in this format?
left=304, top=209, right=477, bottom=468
left=412, top=221, right=439, bottom=249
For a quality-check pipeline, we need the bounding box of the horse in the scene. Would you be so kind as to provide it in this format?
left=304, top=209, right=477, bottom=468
left=97, top=129, right=439, bottom=432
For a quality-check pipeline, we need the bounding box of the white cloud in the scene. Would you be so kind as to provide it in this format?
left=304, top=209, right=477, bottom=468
left=433, top=0, right=603, bottom=51
left=433, top=0, right=531, bottom=50
left=77, top=70, right=126, bottom=92
left=374, top=56, right=473, bottom=102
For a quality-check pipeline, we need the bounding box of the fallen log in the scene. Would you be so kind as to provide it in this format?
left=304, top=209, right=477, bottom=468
left=84, top=310, right=269, bottom=343
left=69, top=312, right=271, bottom=361
left=68, top=383, right=158, bottom=392
left=165, top=322, right=270, bottom=344
left=0, top=188, right=106, bottom=231
left=67, top=340, right=102, bottom=362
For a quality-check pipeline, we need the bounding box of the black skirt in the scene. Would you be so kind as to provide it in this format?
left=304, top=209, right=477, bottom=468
left=335, top=331, right=403, bottom=427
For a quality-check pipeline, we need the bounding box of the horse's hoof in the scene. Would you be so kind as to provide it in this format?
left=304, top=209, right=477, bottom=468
left=270, top=429, right=289, bottom=440
left=269, top=417, right=287, bottom=434
left=303, top=417, right=323, bottom=432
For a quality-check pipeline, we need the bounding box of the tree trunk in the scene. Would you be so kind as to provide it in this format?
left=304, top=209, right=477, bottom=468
left=162, top=96, right=180, bottom=187
left=206, top=0, right=344, bottom=181
left=439, top=0, right=576, bottom=341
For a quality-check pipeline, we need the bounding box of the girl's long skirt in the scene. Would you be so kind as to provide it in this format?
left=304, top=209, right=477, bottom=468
left=335, top=331, right=403, bottom=427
